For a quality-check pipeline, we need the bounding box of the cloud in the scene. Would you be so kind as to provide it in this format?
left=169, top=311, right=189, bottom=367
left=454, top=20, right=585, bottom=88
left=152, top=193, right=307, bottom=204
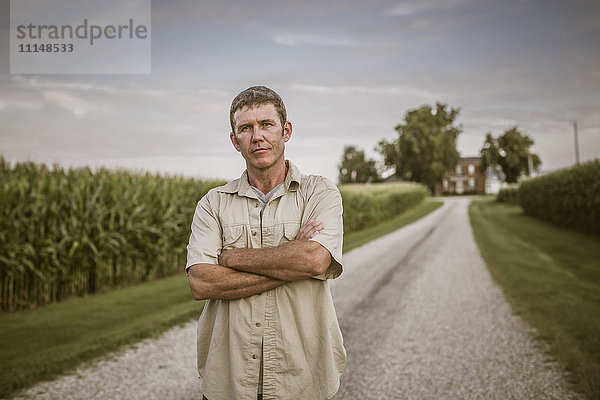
left=151, top=0, right=391, bottom=26
left=273, top=32, right=356, bottom=47
left=11, top=76, right=168, bottom=99
left=382, top=0, right=534, bottom=32
left=8, top=76, right=230, bottom=116
left=12, top=75, right=118, bottom=93
left=288, top=83, right=441, bottom=101
left=386, top=0, right=472, bottom=16
left=42, top=91, right=95, bottom=116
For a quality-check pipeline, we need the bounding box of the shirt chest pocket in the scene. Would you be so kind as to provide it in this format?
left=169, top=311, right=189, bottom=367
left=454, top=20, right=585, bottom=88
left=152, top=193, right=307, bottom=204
left=222, top=225, right=248, bottom=250
left=279, top=221, right=301, bottom=245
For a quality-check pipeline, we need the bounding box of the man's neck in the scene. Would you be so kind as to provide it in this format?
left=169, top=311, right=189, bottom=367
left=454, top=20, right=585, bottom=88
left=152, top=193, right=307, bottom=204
left=247, top=158, right=287, bottom=194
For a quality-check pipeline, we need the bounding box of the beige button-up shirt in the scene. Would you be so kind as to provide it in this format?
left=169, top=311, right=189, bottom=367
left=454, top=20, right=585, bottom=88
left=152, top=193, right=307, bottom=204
left=186, top=161, right=346, bottom=400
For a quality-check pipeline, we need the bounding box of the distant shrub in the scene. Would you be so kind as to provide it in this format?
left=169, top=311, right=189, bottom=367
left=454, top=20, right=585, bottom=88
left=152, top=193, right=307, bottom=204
left=496, top=187, right=520, bottom=204
left=339, top=182, right=427, bottom=233
left=519, top=160, right=600, bottom=234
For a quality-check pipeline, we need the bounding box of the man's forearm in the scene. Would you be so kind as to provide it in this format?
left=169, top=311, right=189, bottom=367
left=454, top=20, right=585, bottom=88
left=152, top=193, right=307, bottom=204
left=219, top=240, right=331, bottom=281
left=188, top=263, right=285, bottom=300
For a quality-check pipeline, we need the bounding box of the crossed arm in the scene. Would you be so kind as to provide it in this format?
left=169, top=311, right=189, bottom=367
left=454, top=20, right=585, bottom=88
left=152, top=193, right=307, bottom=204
left=187, top=221, right=331, bottom=301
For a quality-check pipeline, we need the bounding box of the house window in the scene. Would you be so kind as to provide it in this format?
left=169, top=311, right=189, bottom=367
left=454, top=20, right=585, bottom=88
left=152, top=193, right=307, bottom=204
left=443, top=179, right=448, bottom=190
left=469, top=178, right=476, bottom=189
left=455, top=165, right=462, bottom=175
left=468, top=164, right=475, bottom=175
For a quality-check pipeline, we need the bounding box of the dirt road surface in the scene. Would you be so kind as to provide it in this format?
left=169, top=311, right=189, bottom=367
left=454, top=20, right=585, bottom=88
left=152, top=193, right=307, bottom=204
left=330, top=197, right=576, bottom=399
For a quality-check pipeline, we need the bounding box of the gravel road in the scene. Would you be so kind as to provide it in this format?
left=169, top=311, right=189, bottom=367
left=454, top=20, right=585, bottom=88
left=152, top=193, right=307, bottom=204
left=331, top=197, right=577, bottom=399
left=11, top=197, right=578, bottom=400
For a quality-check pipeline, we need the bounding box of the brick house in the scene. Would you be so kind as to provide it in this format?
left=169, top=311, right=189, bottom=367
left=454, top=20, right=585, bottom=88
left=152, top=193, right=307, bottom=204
left=435, top=156, right=486, bottom=195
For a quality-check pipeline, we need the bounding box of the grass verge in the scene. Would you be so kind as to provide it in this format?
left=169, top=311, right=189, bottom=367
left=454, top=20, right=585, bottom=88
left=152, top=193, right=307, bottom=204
left=0, top=198, right=442, bottom=398
left=469, top=198, right=600, bottom=399
left=0, top=276, right=204, bottom=398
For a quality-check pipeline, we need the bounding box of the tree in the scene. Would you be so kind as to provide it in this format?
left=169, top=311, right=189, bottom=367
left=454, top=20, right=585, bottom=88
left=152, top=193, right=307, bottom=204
left=480, top=132, right=503, bottom=178
left=480, top=126, right=541, bottom=183
left=338, top=145, right=380, bottom=184
left=377, top=102, right=461, bottom=192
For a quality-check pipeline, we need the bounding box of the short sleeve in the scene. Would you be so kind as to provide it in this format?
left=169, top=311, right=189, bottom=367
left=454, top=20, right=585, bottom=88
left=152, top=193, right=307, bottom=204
left=185, top=192, right=223, bottom=275
left=303, top=179, right=344, bottom=280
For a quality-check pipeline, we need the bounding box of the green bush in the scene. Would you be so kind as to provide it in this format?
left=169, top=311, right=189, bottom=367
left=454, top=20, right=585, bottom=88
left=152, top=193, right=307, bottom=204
left=339, top=182, right=427, bottom=234
left=519, top=160, right=600, bottom=234
left=496, top=187, right=520, bottom=204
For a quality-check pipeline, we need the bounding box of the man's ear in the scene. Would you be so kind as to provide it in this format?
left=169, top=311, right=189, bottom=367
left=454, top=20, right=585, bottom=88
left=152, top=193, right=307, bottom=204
left=230, top=132, right=241, bottom=152
left=283, top=121, right=292, bottom=142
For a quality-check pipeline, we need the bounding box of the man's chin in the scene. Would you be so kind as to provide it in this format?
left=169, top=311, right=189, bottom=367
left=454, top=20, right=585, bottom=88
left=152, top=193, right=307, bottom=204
left=247, top=157, right=281, bottom=171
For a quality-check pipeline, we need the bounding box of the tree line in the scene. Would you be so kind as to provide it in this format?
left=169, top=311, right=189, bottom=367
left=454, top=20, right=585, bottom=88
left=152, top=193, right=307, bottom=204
left=338, top=102, right=541, bottom=190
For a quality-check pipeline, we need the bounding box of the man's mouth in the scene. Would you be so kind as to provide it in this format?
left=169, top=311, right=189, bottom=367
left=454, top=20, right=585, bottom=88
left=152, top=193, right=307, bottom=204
left=252, top=148, right=269, bottom=153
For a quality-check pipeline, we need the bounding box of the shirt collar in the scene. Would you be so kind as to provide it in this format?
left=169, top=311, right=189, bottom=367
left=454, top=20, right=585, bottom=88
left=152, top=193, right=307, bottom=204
left=283, top=160, right=301, bottom=192
left=217, top=160, right=301, bottom=197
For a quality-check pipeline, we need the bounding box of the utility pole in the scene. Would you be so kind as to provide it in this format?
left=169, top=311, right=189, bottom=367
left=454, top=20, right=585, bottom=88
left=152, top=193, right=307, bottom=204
left=573, top=120, right=580, bottom=166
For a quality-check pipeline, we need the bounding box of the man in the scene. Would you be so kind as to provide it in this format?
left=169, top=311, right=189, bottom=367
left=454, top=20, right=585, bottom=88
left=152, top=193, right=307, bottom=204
left=186, top=86, right=346, bottom=400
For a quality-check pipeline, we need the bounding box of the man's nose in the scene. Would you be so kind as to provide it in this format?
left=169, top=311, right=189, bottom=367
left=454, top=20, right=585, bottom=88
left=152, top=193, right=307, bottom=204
left=251, top=126, right=265, bottom=141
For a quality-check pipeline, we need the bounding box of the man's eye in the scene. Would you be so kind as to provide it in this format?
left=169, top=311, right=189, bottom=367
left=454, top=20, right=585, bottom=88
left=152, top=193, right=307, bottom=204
left=240, top=126, right=250, bottom=131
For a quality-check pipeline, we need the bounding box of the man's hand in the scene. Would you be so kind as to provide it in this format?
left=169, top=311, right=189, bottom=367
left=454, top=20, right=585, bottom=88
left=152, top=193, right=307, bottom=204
left=295, top=220, right=323, bottom=241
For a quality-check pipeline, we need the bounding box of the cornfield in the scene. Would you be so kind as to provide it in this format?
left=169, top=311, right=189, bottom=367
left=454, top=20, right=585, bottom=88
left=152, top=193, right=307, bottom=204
left=519, top=159, right=600, bottom=234
left=339, top=182, right=427, bottom=233
left=0, top=157, right=223, bottom=312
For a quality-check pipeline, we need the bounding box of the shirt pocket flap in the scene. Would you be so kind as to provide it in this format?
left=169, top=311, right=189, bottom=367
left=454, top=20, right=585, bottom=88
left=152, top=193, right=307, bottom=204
left=223, top=225, right=244, bottom=247
left=283, top=222, right=300, bottom=241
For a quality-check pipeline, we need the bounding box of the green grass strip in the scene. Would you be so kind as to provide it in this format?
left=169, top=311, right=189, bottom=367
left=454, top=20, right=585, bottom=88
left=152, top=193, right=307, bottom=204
left=0, top=276, right=204, bottom=398
left=0, top=199, right=441, bottom=398
left=469, top=198, right=600, bottom=399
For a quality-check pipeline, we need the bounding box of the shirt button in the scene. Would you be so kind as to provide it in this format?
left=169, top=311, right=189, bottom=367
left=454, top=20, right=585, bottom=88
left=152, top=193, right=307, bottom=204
left=256, top=322, right=261, bottom=327
left=252, top=231, right=257, bottom=236
left=252, top=354, right=257, bottom=359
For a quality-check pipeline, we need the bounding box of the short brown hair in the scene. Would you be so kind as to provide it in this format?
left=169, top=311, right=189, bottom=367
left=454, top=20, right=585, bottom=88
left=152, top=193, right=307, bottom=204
left=229, top=86, right=287, bottom=132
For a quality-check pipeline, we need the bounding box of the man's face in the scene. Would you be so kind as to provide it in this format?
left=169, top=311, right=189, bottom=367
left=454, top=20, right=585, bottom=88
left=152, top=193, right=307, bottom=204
left=230, top=103, right=292, bottom=171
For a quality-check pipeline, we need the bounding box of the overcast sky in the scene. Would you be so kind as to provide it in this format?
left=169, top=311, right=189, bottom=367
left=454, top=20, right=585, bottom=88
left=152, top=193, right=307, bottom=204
left=1, top=0, right=599, bottom=182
